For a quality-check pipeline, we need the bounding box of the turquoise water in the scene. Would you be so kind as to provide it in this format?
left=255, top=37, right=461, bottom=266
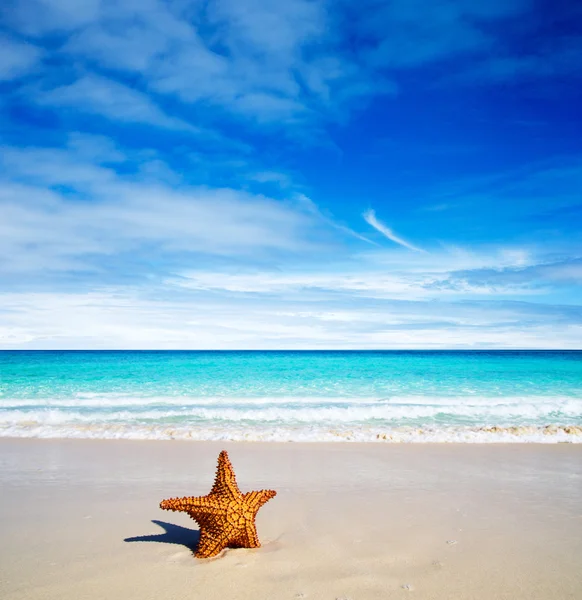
left=1, top=351, right=581, bottom=442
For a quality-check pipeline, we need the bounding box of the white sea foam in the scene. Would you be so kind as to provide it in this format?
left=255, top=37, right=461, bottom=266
left=1, top=392, right=581, bottom=442
left=1, top=393, right=581, bottom=409
left=0, top=397, right=580, bottom=424
left=0, top=422, right=581, bottom=443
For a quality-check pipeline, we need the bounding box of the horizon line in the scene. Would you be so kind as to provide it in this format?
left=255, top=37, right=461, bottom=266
left=1, top=349, right=581, bottom=352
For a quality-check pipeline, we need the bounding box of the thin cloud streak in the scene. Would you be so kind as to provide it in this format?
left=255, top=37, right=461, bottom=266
left=363, top=209, right=426, bottom=252
left=297, top=194, right=378, bottom=245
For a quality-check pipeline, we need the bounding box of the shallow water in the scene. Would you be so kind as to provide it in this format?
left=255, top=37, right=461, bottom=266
left=1, top=350, right=581, bottom=442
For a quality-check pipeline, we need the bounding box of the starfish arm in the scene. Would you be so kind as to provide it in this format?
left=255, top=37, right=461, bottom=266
left=210, top=450, right=242, bottom=500
left=195, top=528, right=230, bottom=558
left=242, top=520, right=261, bottom=548
left=243, top=489, right=277, bottom=513
left=160, top=495, right=227, bottom=518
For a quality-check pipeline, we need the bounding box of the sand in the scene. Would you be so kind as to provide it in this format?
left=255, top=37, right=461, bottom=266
left=0, top=440, right=581, bottom=600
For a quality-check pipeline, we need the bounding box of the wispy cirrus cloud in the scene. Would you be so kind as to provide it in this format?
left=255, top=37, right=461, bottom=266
left=363, top=209, right=426, bottom=252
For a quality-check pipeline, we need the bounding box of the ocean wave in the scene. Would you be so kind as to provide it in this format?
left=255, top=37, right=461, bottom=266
left=0, top=423, right=580, bottom=443
left=0, top=398, right=581, bottom=425
left=1, top=393, right=581, bottom=409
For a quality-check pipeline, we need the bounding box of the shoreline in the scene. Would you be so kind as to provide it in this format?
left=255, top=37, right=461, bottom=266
left=1, top=422, right=582, bottom=443
left=2, top=439, right=581, bottom=599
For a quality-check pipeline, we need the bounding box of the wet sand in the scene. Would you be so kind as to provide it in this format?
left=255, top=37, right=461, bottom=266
left=1, top=439, right=581, bottom=599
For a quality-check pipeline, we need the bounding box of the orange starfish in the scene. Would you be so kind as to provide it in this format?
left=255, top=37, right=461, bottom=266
left=159, top=450, right=277, bottom=558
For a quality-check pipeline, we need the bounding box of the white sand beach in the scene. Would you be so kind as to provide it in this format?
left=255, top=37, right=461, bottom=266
left=1, top=440, right=581, bottom=600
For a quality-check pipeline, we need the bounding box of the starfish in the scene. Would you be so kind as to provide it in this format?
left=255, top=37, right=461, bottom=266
left=159, top=450, right=277, bottom=558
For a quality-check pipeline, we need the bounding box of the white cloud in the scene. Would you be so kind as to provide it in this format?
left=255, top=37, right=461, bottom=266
left=0, top=183, right=319, bottom=273
left=1, top=144, right=117, bottom=188
left=35, top=74, right=195, bottom=131
left=543, top=262, right=582, bottom=283
left=0, top=139, right=333, bottom=274
left=0, top=34, right=42, bottom=80
left=170, top=272, right=423, bottom=296
left=358, top=0, right=529, bottom=69
left=0, top=136, right=561, bottom=301
left=363, top=209, right=426, bottom=252
left=2, top=0, right=572, bottom=135
left=0, top=136, right=579, bottom=350
left=359, top=244, right=534, bottom=273
left=3, top=0, right=395, bottom=126
left=168, top=258, right=545, bottom=300
left=3, top=0, right=101, bottom=36
left=1, top=289, right=581, bottom=349
left=250, top=171, right=293, bottom=187
left=66, top=132, right=126, bottom=163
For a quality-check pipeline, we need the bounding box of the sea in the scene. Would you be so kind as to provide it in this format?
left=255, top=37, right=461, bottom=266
left=1, top=350, right=581, bottom=443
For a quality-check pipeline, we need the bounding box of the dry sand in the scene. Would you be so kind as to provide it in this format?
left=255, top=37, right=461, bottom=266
left=0, top=439, right=581, bottom=600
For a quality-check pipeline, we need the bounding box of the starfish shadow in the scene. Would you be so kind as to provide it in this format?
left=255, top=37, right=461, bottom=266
left=124, top=520, right=201, bottom=552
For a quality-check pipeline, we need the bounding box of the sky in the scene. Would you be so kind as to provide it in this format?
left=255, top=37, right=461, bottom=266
left=0, top=0, right=581, bottom=349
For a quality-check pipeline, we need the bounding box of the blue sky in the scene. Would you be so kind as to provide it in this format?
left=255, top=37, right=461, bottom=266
left=0, top=0, right=581, bottom=349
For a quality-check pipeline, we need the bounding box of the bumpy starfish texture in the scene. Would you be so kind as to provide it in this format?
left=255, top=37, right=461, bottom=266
left=159, top=450, right=277, bottom=558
